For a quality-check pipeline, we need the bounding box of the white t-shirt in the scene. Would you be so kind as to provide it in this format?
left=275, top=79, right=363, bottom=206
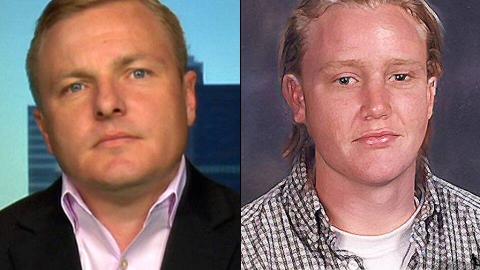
left=331, top=198, right=421, bottom=270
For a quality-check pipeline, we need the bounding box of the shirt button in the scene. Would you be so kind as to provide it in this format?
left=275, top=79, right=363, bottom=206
left=120, top=259, right=128, bottom=270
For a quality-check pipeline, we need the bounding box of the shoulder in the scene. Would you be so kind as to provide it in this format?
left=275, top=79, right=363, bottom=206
left=242, top=159, right=311, bottom=228
left=430, top=175, right=480, bottom=214
left=241, top=178, right=290, bottom=268
left=186, top=163, right=239, bottom=212
left=0, top=181, right=61, bottom=266
left=169, top=163, right=240, bottom=269
left=183, top=162, right=240, bottom=244
left=423, top=176, right=480, bottom=263
left=241, top=179, right=287, bottom=227
left=0, top=181, right=60, bottom=230
left=428, top=175, right=480, bottom=240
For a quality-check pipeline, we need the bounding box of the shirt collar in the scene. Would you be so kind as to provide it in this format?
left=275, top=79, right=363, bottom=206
left=283, top=155, right=439, bottom=252
left=410, top=166, right=443, bottom=261
left=60, top=155, right=187, bottom=231
left=282, top=154, right=329, bottom=251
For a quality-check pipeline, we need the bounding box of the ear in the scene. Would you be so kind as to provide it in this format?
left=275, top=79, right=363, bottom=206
left=426, top=77, right=437, bottom=120
left=183, top=71, right=197, bottom=126
left=34, top=108, right=54, bottom=154
left=282, top=74, right=306, bottom=123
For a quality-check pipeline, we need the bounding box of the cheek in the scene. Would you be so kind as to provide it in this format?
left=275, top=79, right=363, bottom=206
left=396, top=92, right=430, bottom=129
left=42, top=96, right=97, bottom=150
left=134, top=91, right=188, bottom=134
left=304, top=94, right=355, bottom=145
left=49, top=114, right=85, bottom=144
left=40, top=114, right=85, bottom=164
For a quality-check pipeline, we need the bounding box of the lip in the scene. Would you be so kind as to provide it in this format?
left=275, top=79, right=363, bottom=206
left=353, top=130, right=400, bottom=147
left=94, top=132, right=140, bottom=148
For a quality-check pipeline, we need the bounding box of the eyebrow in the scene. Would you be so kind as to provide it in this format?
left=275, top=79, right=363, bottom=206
left=58, top=53, right=166, bottom=81
left=111, top=53, right=150, bottom=71
left=318, top=58, right=424, bottom=73
left=319, top=59, right=366, bottom=72
left=386, top=58, right=425, bottom=68
left=58, top=69, right=95, bottom=83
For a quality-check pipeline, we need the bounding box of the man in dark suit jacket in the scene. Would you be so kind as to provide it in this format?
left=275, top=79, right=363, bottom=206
left=0, top=163, right=239, bottom=270
left=0, top=0, right=239, bottom=269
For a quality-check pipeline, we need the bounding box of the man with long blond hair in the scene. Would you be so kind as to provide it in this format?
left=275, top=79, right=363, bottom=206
left=242, top=0, right=480, bottom=269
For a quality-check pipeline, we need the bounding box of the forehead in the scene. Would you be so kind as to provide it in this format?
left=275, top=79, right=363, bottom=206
left=37, top=0, right=173, bottom=63
left=35, top=0, right=177, bottom=87
left=301, top=4, right=427, bottom=70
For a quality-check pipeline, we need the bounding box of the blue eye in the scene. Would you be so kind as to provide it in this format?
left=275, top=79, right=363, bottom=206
left=69, top=83, right=85, bottom=93
left=132, top=69, right=148, bottom=79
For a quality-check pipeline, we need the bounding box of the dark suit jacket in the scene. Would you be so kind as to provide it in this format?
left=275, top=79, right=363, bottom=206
left=0, top=162, right=239, bottom=270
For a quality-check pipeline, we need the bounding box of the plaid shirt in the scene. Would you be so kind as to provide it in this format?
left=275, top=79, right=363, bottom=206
left=241, top=158, right=480, bottom=269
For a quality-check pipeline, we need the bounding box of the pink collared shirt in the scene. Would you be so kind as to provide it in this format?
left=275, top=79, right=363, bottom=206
left=60, top=156, right=187, bottom=270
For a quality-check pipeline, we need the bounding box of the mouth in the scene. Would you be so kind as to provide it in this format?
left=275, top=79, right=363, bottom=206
left=353, top=130, right=400, bottom=147
left=94, top=132, right=140, bottom=148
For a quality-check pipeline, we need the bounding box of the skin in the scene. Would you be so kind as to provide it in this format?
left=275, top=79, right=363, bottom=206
left=34, top=0, right=196, bottom=250
left=283, top=4, right=436, bottom=235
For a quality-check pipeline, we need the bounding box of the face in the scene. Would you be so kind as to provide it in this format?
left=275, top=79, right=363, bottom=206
left=283, top=4, right=436, bottom=185
left=35, top=1, right=196, bottom=191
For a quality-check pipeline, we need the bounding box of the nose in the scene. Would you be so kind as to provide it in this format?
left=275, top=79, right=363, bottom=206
left=360, top=82, right=392, bottom=120
left=94, top=80, right=126, bottom=119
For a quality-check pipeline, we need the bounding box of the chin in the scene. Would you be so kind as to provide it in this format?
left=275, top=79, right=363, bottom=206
left=81, top=159, right=152, bottom=189
left=89, top=171, right=148, bottom=190
left=351, top=160, right=415, bottom=187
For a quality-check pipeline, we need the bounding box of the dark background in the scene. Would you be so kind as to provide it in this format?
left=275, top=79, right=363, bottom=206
left=241, top=1, right=480, bottom=205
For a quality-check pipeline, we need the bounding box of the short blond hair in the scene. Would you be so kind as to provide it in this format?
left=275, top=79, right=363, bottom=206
left=280, top=0, right=444, bottom=180
left=26, top=0, right=187, bottom=107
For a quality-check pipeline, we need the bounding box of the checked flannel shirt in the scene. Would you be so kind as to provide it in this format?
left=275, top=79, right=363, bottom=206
left=241, top=157, right=480, bottom=269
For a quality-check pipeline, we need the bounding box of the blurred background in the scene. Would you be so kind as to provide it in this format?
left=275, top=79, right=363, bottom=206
left=0, top=0, right=240, bottom=209
left=242, top=0, right=480, bottom=205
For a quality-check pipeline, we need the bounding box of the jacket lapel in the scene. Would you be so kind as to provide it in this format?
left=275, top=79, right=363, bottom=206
left=8, top=180, right=82, bottom=270
left=161, top=162, right=239, bottom=270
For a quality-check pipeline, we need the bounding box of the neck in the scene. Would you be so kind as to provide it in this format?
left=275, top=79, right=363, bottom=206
left=73, top=162, right=181, bottom=252
left=315, top=160, right=416, bottom=236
